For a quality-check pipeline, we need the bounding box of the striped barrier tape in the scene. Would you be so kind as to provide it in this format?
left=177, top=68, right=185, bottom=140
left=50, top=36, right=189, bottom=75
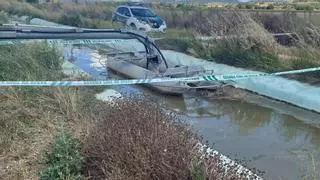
left=153, top=33, right=295, bottom=41
left=0, top=67, right=319, bottom=87
left=0, top=33, right=294, bottom=45
left=0, top=39, right=127, bottom=45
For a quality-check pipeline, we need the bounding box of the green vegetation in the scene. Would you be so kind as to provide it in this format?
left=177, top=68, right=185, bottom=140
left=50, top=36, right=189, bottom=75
left=38, top=124, right=84, bottom=180
left=213, top=44, right=282, bottom=72
left=189, top=164, right=207, bottom=180
left=0, top=43, right=62, bottom=155
left=0, top=43, right=63, bottom=81
left=0, top=43, right=90, bottom=179
left=0, top=11, right=8, bottom=24
left=291, top=3, right=320, bottom=10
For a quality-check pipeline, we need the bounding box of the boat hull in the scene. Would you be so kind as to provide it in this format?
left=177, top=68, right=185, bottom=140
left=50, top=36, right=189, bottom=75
left=107, top=60, right=188, bottom=95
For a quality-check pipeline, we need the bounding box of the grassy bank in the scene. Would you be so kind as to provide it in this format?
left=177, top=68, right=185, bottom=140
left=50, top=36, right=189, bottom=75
left=154, top=8, right=320, bottom=82
left=0, top=43, right=90, bottom=179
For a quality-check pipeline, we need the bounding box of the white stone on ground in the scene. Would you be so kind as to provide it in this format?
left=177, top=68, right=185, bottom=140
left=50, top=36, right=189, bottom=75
left=95, top=89, right=122, bottom=102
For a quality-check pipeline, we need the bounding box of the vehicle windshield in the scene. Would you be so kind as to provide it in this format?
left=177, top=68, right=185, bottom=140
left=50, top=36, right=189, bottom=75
left=130, top=8, right=156, bottom=17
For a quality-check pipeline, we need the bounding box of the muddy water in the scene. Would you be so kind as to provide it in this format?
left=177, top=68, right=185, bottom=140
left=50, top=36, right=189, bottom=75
left=62, top=46, right=320, bottom=180
left=151, top=92, right=320, bottom=180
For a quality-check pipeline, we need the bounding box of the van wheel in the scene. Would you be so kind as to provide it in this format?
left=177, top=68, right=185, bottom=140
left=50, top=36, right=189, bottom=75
left=130, top=23, right=137, bottom=30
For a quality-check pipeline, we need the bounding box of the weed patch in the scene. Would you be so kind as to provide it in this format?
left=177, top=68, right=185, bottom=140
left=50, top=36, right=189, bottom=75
left=38, top=123, right=84, bottom=180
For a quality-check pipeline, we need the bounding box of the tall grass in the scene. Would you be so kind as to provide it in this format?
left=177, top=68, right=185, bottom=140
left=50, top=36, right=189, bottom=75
left=154, top=10, right=285, bottom=72
left=252, top=11, right=320, bottom=80
left=0, top=43, right=63, bottom=81
left=211, top=21, right=283, bottom=72
left=0, top=43, right=91, bottom=179
left=155, top=7, right=320, bottom=77
left=0, top=43, right=62, bottom=154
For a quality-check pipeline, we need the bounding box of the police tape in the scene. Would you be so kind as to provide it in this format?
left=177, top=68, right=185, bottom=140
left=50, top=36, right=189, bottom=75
left=0, top=39, right=127, bottom=45
left=0, top=67, right=319, bottom=87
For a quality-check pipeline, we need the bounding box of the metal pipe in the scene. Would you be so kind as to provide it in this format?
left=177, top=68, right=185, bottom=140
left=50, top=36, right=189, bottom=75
left=0, top=24, right=169, bottom=68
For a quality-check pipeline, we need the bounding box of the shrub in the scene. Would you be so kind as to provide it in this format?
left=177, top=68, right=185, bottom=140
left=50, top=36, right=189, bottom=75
left=0, top=11, right=8, bottom=24
left=38, top=124, right=84, bottom=180
left=82, top=98, right=198, bottom=179
left=251, top=12, right=297, bottom=34
left=237, top=4, right=246, bottom=9
left=58, top=13, right=84, bottom=27
left=300, top=24, right=320, bottom=47
left=266, top=4, right=275, bottom=10
left=245, top=4, right=254, bottom=9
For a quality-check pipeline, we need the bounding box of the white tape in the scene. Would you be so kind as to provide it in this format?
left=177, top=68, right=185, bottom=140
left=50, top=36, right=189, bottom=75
left=0, top=67, right=318, bottom=87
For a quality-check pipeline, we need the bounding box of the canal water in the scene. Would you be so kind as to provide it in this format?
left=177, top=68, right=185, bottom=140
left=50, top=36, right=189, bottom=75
left=62, top=45, right=320, bottom=180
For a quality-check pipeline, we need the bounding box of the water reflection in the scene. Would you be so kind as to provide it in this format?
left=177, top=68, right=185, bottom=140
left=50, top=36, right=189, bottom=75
left=178, top=95, right=273, bottom=136
left=214, top=100, right=272, bottom=136
left=281, top=115, right=320, bottom=150
left=159, top=93, right=320, bottom=179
